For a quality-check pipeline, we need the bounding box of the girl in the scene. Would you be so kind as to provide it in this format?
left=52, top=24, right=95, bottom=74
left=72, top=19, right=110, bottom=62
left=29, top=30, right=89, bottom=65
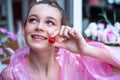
left=1, top=0, right=120, bottom=80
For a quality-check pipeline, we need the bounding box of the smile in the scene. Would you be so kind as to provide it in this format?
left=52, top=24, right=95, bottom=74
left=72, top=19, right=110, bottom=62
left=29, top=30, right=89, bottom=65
left=31, top=35, right=48, bottom=40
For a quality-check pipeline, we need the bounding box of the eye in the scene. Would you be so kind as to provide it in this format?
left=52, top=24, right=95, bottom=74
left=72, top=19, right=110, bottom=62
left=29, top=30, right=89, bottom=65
left=28, top=18, right=38, bottom=24
left=46, top=21, right=55, bottom=26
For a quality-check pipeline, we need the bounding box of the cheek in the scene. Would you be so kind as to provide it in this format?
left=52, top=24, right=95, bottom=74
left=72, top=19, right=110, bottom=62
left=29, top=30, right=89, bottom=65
left=22, top=27, right=30, bottom=36
left=46, top=27, right=59, bottom=36
left=25, top=26, right=33, bottom=33
left=48, top=29, right=55, bottom=35
left=23, top=27, right=32, bottom=39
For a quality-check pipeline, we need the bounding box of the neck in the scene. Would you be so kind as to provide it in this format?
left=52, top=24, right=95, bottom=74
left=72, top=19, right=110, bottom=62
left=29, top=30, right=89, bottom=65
left=26, top=48, right=57, bottom=75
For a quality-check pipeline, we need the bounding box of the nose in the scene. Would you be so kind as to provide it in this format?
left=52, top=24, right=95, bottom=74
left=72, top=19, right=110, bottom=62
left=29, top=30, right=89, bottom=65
left=35, top=22, right=45, bottom=32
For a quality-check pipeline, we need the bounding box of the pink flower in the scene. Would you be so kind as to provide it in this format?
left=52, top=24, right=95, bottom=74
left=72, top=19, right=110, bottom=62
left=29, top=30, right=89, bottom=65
left=0, top=28, right=7, bottom=34
left=97, top=30, right=107, bottom=42
left=7, top=32, right=17, bottom=41
left=0, top=48, right=4, bottom=55
left=107, top=31, right=117, bottom=42
left=0, top=27, right=16, bottom=59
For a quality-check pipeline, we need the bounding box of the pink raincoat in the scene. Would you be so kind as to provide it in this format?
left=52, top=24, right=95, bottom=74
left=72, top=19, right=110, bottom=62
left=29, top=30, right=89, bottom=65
left=1, top=42, right=120, bottom=80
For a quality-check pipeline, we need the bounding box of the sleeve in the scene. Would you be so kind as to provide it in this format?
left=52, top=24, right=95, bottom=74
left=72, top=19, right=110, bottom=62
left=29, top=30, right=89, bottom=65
left=105, top=46, right=120, bottom=66
left=80, top=41, right=120, bottom=80
left=1, top=65, right=14, bottom=80
left=88, top=41, right=120, bottom=66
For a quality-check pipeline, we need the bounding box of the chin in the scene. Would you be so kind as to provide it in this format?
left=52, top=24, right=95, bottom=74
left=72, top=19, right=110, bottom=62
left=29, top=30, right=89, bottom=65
left=29, top=43, right=51, bottom=50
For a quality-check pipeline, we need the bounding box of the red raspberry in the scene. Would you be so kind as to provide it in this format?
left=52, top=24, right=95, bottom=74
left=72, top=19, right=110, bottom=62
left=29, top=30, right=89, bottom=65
left=48, top=37, right=56, bottom=43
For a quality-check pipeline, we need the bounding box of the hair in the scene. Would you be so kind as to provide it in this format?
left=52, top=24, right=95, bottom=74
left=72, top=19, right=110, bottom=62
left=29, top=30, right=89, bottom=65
left=23, top=0, right=67, bottom=26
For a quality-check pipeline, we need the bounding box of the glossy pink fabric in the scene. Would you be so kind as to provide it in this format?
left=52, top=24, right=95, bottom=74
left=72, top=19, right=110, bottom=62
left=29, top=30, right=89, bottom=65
left=1, top=42, right=120, bottom=80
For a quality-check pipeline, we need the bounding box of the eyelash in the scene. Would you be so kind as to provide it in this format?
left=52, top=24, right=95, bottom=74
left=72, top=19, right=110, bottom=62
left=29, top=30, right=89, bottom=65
left=46, top=21, right=55, bottom=26
left=28, top=18, right=55, bottom=26
left=28, top=18, right=37, bottom=23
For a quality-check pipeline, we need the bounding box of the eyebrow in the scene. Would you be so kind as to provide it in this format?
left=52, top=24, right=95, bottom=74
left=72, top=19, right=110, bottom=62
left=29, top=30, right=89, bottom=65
left=28, top=14, right=38, bottom=18
left=46, top=16, right=57, bottom=21
left=28, top=14, right=58, bottom=22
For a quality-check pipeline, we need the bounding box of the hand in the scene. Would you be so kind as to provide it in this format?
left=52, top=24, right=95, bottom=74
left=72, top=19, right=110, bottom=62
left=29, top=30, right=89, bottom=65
left=51, top=25, right=88, bottom=53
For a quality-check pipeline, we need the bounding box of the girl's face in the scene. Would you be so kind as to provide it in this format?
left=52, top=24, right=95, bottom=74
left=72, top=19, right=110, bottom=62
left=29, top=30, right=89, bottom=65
left=22, top=4, right=61, bottom=50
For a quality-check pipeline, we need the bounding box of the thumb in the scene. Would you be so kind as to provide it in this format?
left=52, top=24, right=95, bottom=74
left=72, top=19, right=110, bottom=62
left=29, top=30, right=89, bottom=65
left=51, top=42, right=66, bottom=49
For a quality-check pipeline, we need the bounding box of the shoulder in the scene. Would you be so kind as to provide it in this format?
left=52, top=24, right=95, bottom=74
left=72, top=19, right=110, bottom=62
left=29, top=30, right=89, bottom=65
left=10, top=45, right=29, bottom=63
left=1, top=65, right=13, bottom=80
left=14, top=45, right=29, bottom=56
left=1, top=46, right=29, bottom=78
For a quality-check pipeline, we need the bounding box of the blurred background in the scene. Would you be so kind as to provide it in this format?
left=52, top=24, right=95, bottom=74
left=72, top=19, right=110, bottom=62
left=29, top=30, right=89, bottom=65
left=0, top=0, right=120, bottom=36
left=0, top=0, right=120, bottom=72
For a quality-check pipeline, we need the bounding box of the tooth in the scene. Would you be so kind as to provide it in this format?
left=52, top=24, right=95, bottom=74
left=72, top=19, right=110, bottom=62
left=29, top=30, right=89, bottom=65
left=32, top=35, right=46, bottom=40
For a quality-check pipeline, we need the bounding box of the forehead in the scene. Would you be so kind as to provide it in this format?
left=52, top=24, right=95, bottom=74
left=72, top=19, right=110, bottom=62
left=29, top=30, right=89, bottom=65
left=28, top=4, right=61, bottom=20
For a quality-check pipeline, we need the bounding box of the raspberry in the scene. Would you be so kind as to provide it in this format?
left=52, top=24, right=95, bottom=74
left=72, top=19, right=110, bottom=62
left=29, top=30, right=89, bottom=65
left=48, top=37, right=56, bottom=43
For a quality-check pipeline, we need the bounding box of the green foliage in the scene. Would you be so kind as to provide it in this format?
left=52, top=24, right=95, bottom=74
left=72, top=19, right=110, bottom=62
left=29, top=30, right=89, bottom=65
left=98, top=9, right=116, bottom=24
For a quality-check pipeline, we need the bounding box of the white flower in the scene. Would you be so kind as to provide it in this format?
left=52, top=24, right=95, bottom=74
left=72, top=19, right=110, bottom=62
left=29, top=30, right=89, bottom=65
left=114, top=22, right=120, bottom=32
left=97, top=23, right=105, bottom=30
left=84, top=28, right=91, bottom=37
left=84, top=22, right=98, bottom=37
left=87, top=22, right=97, bottom=30
left=84, top=21, right=120, bottom=43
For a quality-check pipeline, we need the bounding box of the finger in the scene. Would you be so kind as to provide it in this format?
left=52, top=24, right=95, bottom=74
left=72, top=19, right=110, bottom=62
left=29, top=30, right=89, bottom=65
left=68, top=29, right=81, bottom=41
left=51, top=42, right=67, bottom=49
left=59, top=25, right=65, bottom=37
left=68, top=28, right=77, bottom=37
left=63, top=26, right=71, bottom=39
